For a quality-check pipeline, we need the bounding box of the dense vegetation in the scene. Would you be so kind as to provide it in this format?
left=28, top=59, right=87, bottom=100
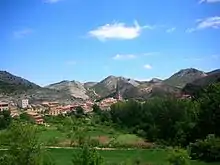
left=109, top=83, right=220, bottom=162
left=0, top=110, right=11, bottom=130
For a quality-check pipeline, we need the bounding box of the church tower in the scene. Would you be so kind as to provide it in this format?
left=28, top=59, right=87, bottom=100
left=115, top=80, right=122, bottom=101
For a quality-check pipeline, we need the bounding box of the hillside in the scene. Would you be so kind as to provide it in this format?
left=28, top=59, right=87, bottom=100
left=0, top=71, right=78, bottom=104
left=92, top=76, right=140, bottom=98
left=183, top=69, right=220, bottom=95
left=164, top=68, right=207, bottom=88
left=1, top=68, right=220, bottom=102
left=123, top=81, right=181, bottom=100
left=46, top=80, right=90, bottom=100
left=0, top=71, right=40, bottom=94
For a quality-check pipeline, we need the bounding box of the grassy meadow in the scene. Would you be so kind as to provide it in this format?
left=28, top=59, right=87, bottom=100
left=48, top=148, right=220, bottom=165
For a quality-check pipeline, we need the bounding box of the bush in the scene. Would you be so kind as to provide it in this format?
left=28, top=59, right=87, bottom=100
left=72, top=143, right=104, bottom=165
left=88, top=138, right=100, bottom=147
left=167, top=148, right=191, bottom=165
left=189, top=134, right=220, bottom=162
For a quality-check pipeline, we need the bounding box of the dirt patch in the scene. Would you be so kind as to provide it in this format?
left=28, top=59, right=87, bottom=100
left=94, top=136, right=110, bottom=144
left=58, top=139, right=71, bottom=147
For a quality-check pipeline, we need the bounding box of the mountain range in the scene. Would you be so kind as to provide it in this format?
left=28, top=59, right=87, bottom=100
left=0, top=68, right=220, bottom=103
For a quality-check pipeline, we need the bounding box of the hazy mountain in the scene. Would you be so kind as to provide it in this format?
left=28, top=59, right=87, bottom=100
left=1, top=68, right=220, bottom=103
left=0, top=71, right=40, bottom=94
left=0, top=71, right=77, bottom=104
left=84, top=82, right=98, bottom=88
left=92, top=76, right=140, bottom=98
left=164, top=68, right=207, bottom=88
left=148, top=78, right=163, bottom=83
left=123, top=80, right=180, bottom=100
left=46, top=80, right=90, bottom=100
left=183, top=69, right=220, bottom=95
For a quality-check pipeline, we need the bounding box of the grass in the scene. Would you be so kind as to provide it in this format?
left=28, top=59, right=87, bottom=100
left=37, top=120, right=146, bottom=147
left=38, top=128, right=67, bottom=144
left=115, top=134, right=143, bottom=144
left=48, top=148, right=220, bottom=165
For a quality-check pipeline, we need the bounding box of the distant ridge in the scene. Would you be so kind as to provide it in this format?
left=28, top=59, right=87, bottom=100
left=1, top=68, right=220, bottom=102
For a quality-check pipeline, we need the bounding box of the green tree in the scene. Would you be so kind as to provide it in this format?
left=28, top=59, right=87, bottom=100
left=19, top=112, right=35, bottom=124
left=92, top=104, right=101, bottom=114
left=196, top=83, right=220, bottom=138
left=0, top=110, right=12, bottom=130
left=72, top=143, right=104, bottom=165
left=189, top=134, right=220, bottom=162
left=167, top=148, right=191, bottom=165
left=0, top=122, right=55, bottom=165
left=75, top=106, right=85, bottom=118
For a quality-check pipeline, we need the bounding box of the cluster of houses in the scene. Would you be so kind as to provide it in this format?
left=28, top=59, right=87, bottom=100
left=0, top=95, right=123, bottom=125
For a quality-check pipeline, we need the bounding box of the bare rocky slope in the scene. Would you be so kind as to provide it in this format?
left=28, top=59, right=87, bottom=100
left=46, top=80, right=90, bottom=100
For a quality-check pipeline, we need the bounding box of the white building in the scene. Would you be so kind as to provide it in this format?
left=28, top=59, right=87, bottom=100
left=19, top=99, right=29, bottom=109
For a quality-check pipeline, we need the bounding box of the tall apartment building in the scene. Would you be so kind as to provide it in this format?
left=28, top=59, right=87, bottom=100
left=19, top=99, right=29, bottom=109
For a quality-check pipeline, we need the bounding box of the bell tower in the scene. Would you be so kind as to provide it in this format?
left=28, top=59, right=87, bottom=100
left=115, top=80, right=122, bottom=101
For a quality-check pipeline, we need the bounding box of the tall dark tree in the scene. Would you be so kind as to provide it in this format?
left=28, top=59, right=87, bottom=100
left=196, top=83, right=220, bottom=138
left=92, top=104, right=101, bottom=114
left=0, top=110, right=12, bottom=130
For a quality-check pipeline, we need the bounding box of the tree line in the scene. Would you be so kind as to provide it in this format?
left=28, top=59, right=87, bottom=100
left=109, top=83, right=220, bottom=162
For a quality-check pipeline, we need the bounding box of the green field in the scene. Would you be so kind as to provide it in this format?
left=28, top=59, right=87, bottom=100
left=37, top=117, right=149, bottom=148
left=48, top=148, right=220, bottom=165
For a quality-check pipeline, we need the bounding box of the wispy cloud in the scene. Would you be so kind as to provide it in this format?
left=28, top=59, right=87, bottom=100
left=184, top=54, right=220, bottom=61
left=184, top=57, right=204, bottom=61
left=143, top=52, right=160, bottom=56
left=88, top=20, right=154, bottom=41
left=211, top=54, right=220, bottom=59
left=43, top=0, right=62, bottom=4
left=13, top=28, right=33, bottom=38
left=186, top=16, right=220, bottom=32
left=166, top=27, right=176, bottom=33
left=113, top=52, right=158, bottom=60
left=143, top=64, right=152, bottom=70
left=66, top=60, right=76, bottom=66
left=186, top=28, right=196, bottom=33
left=113, top=54, right=137, bottom=60
left=199, top=0, right=220, bottom=4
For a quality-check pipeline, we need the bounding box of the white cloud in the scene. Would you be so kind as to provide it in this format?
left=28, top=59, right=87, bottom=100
left=88, top=20, right=154, bottom=41
left=13, top=28, right=33, bottom=38
left=197, top=16, right=220, bottom=29
left=186, top=16, right=220, bottom=32
left=199, top=0, right=220, bottom=3
left=166, top=27, right=176, bottom=33
left=184, top=57, right=204, bottom=61
left=113, top=54, right=137, bottom=60
left=44, top=0, right=62, bottom=3
left=186, top=28, right=196, bottom=33
left=143, top=52, right=160, bottom=56
left=143, top=64, right=152, bottom=69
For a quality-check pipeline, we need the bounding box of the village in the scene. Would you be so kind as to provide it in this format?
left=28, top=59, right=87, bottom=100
left=0, top=90, right=123, bottom=125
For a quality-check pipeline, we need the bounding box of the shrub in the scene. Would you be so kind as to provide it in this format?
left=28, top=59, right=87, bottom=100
left=167, top=147, right=191, bottom=165
left=88, top=138, right=100, bottom=147
left=72, top=143, right=105, bottom=165
left=189, top=134, right=220, bottom=162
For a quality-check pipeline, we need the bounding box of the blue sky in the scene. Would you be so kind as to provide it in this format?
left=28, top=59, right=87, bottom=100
left=0, top=0, right=220, bottom=86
